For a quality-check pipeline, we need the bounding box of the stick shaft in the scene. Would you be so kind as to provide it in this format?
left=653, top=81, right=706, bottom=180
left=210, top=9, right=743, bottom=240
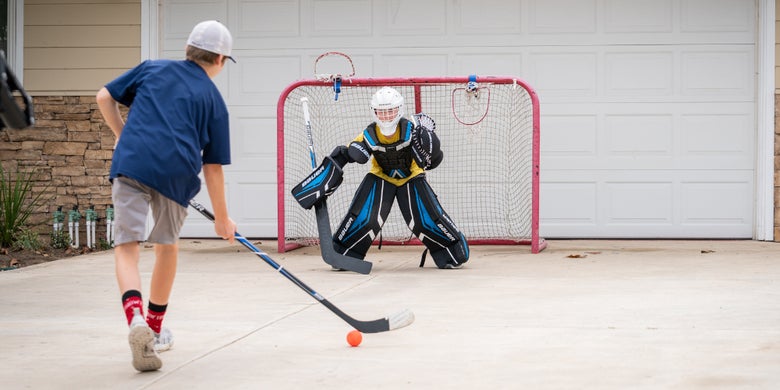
left=299, top=96, right=373, bottom=274
left=301, top=97, right=317, bottom=169
left=189, top=200, right=396, bottom=332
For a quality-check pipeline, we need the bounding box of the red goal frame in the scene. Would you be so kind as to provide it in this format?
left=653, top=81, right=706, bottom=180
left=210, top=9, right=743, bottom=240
left=276, top=76, right=545, bottom=254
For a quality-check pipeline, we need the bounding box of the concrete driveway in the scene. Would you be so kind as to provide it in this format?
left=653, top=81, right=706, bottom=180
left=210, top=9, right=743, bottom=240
left=1, top=239, right=778, bottom=389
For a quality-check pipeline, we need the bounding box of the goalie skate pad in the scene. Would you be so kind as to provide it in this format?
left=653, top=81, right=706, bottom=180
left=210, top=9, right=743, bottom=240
left=397, top=176, right=469, bottom=268
left=291, top=156, right=344, bottom=210
left=429, top=231, right=470, bottom=268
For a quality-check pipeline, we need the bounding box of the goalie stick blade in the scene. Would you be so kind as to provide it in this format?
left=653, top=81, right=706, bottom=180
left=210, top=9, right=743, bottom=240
left=315, top=201, right=373, bottom=274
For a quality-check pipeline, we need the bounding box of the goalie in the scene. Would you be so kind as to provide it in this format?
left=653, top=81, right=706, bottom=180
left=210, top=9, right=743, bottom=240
left=292, top=87, right=469, bottom=269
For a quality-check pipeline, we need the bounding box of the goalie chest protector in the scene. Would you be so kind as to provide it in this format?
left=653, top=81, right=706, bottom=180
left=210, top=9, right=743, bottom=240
left=363, top=119, right=414, bottom=179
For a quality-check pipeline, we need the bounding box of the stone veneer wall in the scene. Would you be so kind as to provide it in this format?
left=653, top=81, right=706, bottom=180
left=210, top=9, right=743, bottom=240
left=0, top=96, right=119, bottom=245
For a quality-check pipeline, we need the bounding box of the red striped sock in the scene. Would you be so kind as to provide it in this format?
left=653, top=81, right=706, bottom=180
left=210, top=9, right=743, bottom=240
left=121, top=290, right=144, bottom=326
left=146, top=302, right=168, bottom=334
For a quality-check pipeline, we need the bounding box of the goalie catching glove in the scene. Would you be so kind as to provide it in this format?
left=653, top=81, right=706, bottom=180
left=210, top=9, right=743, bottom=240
left=410, top=113, right=442, bottom=170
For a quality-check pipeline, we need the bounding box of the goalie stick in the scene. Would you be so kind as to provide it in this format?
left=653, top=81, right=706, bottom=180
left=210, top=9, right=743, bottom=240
left=301, top=97, right=373, bottom=274
left=189, top=200, right=414, bottom=333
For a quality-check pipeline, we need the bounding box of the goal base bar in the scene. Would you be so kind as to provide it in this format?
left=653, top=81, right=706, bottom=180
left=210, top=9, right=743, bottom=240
left=279, top=237, right=547, bottom=254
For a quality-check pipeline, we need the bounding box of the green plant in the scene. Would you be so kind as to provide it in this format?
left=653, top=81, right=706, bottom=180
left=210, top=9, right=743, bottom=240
left=50, top=229, right=71, bottom=250
left=0, top=165, right=49, bottom=248
left=97, top=238, right=113, bottom=251
left=12, top=227, right=43, bottom=251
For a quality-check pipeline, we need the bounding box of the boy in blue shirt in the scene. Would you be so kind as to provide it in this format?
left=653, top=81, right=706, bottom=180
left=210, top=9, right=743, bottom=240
left=96, top=20, right=237, bottom=372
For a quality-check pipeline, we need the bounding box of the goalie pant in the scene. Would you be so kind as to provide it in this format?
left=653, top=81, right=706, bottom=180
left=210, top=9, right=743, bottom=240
left=332, top=173, right=469, bottom=269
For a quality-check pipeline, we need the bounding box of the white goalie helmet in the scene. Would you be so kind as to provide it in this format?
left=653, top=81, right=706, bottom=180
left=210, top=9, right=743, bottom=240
left=370, top=87, right=404, bottom=136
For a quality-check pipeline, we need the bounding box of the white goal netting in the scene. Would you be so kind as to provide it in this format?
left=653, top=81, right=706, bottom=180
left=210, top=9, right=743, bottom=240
left=277, top=76, right=543, bottom=253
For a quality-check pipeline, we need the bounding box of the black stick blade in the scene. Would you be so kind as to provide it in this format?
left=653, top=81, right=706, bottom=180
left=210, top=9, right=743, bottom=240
left=315, top=201, right=372, bottom=274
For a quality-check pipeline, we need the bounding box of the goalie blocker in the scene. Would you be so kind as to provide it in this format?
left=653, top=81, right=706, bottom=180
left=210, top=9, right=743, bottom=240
left=291, top=144, right=360, bottom=209
left=291, top=154, right=344, bottom=210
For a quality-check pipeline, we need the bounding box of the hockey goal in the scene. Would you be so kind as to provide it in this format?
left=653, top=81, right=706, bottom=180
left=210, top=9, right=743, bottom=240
left=277, top=76, right=545, bottom=253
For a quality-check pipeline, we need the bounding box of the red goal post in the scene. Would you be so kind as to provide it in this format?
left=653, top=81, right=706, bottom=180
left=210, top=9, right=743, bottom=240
left=277, top=76, right=546, bottom=253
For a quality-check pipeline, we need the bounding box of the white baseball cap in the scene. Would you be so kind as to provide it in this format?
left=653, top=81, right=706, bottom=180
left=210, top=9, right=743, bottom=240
left=186, top=20, right=236, bottom=63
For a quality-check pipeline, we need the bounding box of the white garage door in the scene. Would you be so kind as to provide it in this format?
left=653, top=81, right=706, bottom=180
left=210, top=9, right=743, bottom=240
left=161, top=0, right=757, bottom=239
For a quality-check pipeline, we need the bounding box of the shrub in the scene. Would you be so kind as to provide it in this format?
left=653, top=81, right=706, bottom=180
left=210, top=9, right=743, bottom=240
left=50, top=229, right=71, bottom=250
left=0, top=165, right=49, bottom=248
left=12, top=227, right=43, bottom=251
left=97, top=238, right=113, bottom=251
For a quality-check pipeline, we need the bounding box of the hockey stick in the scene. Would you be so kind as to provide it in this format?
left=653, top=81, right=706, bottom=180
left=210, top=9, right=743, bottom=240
left=189, top=200, right=414, bottom=333
left=301, top=97, right=373, bottom=274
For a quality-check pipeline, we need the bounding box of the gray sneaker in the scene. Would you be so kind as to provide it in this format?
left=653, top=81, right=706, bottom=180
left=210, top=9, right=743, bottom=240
left=128, top=309, right=162, bottom=372
left=154, top=328, right=174, bottom=352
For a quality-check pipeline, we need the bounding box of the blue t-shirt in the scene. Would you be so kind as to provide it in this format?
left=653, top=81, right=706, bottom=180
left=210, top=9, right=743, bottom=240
left=106, top=59, right=231, bottom=207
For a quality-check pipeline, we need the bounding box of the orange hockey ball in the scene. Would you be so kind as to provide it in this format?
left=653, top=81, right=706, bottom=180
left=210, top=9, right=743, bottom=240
left=347, top=330, right=362, bottom=347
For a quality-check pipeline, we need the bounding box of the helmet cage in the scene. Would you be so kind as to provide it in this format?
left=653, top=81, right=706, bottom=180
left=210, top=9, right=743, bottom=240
left=370, top=87, right=404, bottom=136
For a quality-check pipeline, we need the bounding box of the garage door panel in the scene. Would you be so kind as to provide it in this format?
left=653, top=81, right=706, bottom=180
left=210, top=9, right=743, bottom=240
left=604, top=52, right=674, bottom=97
left=542, top=170, right=753, bottom=237
left=605, top=182, right=674, bottom=224
left=186, top=175, right=277, bottom=238
left=229, top=109, right=276, bottom=173
left=543, top=102, right=754, bottom=170
left=454, top=0, right=523, bottom=34
left=452, top=53, right=523, bottom=78
left=228, top=55, right=301, bottom=106
left=680, top=180, right=753, bottom=226
left=530, top=52, right=597, bottom=98
left=379, top=0, right=447, bottom=35
left=540, top=181, right=598, bottom=226
left=528, top=0, right=597, bottom=33
left=381, top=53, right=449, bottom=77
left=680, top=113, right=754, bottom=162
left=604, top=0, right=673, bottom=33
left=542, top=115, right=598, bottom=157
left=605, top=114, right=674, bottom=157
left=681, top=0, right=754, bottom=33
left=235, top=0, right=300, bottom=37
left=162, top=1, right=228, bottom=51
left=228, top=178, right=277, bottom=236
left=530, top=46, right=753, bottom=103
left=681, top=49, right=754, bottom=97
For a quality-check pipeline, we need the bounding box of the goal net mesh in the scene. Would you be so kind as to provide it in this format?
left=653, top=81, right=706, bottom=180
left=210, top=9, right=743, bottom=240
left=277, top=76, right=542, bottom=253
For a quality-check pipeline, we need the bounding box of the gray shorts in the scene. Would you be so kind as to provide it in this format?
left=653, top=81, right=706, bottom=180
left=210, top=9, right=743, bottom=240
left=111, top=176, right=188, bottom=246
